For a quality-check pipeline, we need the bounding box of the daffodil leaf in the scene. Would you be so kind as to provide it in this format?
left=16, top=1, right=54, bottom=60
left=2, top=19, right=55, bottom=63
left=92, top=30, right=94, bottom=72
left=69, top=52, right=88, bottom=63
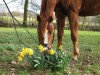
left=34, top=64, right=38, bottom=67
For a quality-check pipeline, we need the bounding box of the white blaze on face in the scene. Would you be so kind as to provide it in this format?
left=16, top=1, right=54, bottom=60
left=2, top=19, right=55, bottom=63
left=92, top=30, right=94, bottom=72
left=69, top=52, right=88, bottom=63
left=44, top=29, right=48, bottom=45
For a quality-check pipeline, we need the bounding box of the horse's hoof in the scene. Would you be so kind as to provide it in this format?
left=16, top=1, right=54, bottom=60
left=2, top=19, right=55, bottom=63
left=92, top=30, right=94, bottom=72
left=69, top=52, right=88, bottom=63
left=72, top=59, right=78, bottom=64
left=73, top=55, right=78, bottom=60
left=44, top=69, right=48, bottom=75
left=72, top=56, right=78, bottom=64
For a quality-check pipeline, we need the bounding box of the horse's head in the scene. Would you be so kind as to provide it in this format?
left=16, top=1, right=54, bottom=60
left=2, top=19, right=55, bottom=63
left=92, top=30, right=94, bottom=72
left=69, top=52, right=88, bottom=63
left=37, top=15, right=54, bottom=49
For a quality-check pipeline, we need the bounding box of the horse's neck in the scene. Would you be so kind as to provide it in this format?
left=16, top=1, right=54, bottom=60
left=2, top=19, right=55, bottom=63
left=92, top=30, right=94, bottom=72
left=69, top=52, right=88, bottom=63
left=40, top=0, right=47, bottom=15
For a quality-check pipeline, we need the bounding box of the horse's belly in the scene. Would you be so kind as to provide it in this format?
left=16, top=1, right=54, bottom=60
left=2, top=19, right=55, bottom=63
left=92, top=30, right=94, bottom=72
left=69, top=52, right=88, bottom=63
left=55, top=0, right=100, bottom=16
left=79, top=9, right=100, bottom=16
left=79, top=0, right=100, bottom=16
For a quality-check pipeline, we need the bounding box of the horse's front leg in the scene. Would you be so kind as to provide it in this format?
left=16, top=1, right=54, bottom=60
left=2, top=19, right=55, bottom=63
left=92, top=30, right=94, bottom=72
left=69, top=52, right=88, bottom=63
left=68, top=10, right=79, bottom=61
left=56, top=12, right=65, bottom=47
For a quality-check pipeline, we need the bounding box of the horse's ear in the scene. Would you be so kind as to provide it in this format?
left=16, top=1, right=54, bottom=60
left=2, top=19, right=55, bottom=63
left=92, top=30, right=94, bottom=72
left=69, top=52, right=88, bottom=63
left=48, top=16, right=53, bottom=23
left=37, top=15, right=41, bottom=22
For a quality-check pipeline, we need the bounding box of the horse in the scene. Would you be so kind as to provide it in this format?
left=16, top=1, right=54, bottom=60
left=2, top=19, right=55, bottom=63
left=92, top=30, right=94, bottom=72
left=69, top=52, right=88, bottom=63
left=37, top=0, right=100, bottom=61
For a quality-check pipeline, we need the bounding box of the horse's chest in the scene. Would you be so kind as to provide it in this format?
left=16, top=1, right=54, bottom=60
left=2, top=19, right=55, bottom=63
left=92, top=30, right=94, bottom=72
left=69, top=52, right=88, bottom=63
left=55, top=2, right=71, bottom=15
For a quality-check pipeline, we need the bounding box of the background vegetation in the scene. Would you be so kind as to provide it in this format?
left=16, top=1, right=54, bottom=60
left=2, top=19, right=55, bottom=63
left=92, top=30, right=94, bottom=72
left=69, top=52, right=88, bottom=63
left=0, top=0, right=100, bottom=31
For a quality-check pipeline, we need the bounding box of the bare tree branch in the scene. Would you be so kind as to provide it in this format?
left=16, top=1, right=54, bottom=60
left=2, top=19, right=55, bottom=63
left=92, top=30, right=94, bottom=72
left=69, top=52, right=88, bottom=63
left=0, top=0, right=17, bottom=5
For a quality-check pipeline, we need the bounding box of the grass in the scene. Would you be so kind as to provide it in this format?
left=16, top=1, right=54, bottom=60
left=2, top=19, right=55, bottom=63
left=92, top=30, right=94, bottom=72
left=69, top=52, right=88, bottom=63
left=0, top=27, right=100, bottom=75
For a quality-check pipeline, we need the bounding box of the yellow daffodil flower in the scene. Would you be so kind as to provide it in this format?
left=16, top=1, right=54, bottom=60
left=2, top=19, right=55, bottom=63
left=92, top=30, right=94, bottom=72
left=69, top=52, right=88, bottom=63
left=49, top=49, right=55, bottom=55
left=21, top=48, right=34, bottom=55
left=18, top=56, right=23, bottom=61
left=38, top=45, right=45, bottom=52
left=38, top=45, right=44, bottom=50
left=27, top=48, right=34, bottom=55
left=18, top=48, right=34, bottom=62
left=19, top=52, right=24, bottom=57
left=58, top=45, right=63, bottom=50
left=22, top=48, right=28, bottom=55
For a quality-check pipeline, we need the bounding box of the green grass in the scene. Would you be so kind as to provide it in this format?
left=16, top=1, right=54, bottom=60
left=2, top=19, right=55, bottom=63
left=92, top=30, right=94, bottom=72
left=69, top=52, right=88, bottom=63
left=0, top=27, right=100, bottom=75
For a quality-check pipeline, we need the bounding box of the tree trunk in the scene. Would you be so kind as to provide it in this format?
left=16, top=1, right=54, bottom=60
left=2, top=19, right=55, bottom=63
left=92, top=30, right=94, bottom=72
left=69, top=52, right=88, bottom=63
left=23, top=0, right=29, bottom=27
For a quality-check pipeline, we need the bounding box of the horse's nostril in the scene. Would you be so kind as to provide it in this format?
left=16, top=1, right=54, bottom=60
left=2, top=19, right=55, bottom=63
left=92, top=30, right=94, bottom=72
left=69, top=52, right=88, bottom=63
left=48, top=47, right=51, bottom=50
left=43, top=44, right=52, bottom=50
left=44, top=44, right=48, bottom=47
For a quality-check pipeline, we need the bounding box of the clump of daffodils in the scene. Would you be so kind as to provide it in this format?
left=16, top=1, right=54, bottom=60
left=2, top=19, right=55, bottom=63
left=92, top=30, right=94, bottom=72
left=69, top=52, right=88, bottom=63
left=18, top=48, right=34, bottom=61
left=38, top=45, right=55, bottom=55
left=17, top=45, right=67, bottom=72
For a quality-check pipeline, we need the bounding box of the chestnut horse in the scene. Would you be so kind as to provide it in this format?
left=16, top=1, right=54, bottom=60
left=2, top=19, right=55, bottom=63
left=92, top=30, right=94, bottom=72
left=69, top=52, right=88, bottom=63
left=37, top=0, right=100, bottom=61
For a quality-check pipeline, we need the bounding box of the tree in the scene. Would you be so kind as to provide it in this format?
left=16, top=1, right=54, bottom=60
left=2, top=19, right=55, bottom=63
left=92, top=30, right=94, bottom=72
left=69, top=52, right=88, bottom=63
left=23, top=0, right=29, bottom=27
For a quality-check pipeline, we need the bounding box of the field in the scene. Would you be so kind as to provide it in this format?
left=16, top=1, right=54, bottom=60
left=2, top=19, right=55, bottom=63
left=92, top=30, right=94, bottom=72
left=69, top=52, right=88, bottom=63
left=0, top=27, right=100, bottom=75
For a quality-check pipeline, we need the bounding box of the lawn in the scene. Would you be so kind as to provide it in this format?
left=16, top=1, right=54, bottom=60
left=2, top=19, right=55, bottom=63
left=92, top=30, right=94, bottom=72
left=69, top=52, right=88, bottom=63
left=0, top=27, right=100, bottom=75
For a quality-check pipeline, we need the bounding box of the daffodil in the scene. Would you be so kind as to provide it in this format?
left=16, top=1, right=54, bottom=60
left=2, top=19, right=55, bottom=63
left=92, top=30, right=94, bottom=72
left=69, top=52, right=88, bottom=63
left=18, top=56, right=23, bottom=61
left=21, top=48, right=34, bottom=55
left=22, top=48, right=28, bottom=55
left=27, top=48, right=34, bottom=55
left=58, top=45, right=63, bottom=50
left=19, top=52, right=24, bottom=57
left=49, top=49, right=55, bottom=55
left=38, top=45, right=45, bottom=52
left=18, top=48, right=34, bottom=62
left=38, top=45, right=44, bottom=50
